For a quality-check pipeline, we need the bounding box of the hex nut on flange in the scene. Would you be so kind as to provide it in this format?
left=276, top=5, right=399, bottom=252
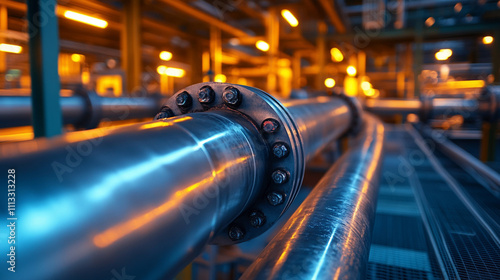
left=228, top=226, right=245, bottom=241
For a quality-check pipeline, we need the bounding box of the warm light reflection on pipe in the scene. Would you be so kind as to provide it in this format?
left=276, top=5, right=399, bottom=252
left=93, top=156, right=250, bottom=248
left=63, top=10, right=108, bottom=28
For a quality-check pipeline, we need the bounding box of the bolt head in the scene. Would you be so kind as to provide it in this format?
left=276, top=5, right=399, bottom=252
left=176, top=91, right=192, bottom=108
left=228, top=226, right=245, bottom=241
left=154, top=106, right=174, bottom=120
left=222, top=87, right=241, bottom=107
left=249, top=211, right=266, bottom=228
left=262, top=119, right=280, bottom=133
left=198, top=86, right=215, bottom=104
left=272, top=169, right=288, bottom=184
left=267, top=191, right=284, bottom=206
left=272, top=142, right=289, bottom=159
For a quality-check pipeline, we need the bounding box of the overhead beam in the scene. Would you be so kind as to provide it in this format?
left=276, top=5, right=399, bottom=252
left=328, top=23, right=500, bottom=43
left=317, top=0, right=346, bottom=33
left=159, top=0, right=251, bottom=38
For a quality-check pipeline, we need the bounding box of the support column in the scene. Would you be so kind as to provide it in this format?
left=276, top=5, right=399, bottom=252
left=413, top=9, right=424, bottom=97
left=492, top=30, right=500, bottom=85
left=27, top=0, right=62, bottom=137
left=189, top=41, right=203, bottom=84
left=210, top=26, right=221, bottom=81
left=315, top=22, right=327, bottom=90
left=292, top=51, right=301, bottom=89
left=121, top=0, right=142, bottom=93
left=267, top=8, right=279, bottom=94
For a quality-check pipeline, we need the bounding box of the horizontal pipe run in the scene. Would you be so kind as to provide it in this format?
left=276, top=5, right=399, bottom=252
left=0, top=94, right=161, bottom=128
left=422, top=127, right=500, bottom=195
left=364, top=98, right=421, bottom=115
left=0, top=111, right=267, bottom=280
left=283, top=97, right=352, bottom=161
left=0, top=92, right=355, bottom=280
left=364, top=98, right=480, bottom=119
left=242, top=114, right=385, bottom=280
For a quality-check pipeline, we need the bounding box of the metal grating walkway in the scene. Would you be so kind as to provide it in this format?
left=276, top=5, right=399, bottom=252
left=367, top=125, right=500, bottom=280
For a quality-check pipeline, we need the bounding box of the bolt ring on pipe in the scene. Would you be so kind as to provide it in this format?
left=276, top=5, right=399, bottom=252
left=156, top=82, right=305, bottom=245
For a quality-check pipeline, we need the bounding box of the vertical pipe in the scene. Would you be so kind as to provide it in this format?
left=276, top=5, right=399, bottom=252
left=315, top=22, right=326, bottom=90
left=122, top=0, right=142, bottom=93
left=210, top=26, right=222, bottom=80
left=27, top=0, right=62, bottom=137
left=242, top=115, right=385, bottom=279
left=267, top=8, right=279, bottom=94
left=292, top=51, right=302, bottom=89
left=413, top=9, right=424, bottom=97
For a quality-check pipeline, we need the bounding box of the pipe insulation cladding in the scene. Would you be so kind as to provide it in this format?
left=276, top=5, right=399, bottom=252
left=0, top=82, right=360, bottom=280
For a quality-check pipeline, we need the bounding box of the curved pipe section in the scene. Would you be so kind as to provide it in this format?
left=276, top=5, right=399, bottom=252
left=242, top=114, right=385, bottom=280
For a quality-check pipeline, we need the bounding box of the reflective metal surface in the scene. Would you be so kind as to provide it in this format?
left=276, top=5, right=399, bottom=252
left=0, top=84, right=357, bottom=280
left=283, top=96, right=353, bottom=161
left=241, top=114, right=385, bottom=280
left=0, top=94, right=161, bottom=128
left=364, top=97, right=482, bottom=120
left=421, top=126, right=500, bottom=195
left=0, top=111, right=267, bottom=280
left=0, top=95, right=87, bottom=128
left=364, top=98, right=421, bottom=115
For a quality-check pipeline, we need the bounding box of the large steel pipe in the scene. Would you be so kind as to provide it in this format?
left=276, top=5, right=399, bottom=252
left=242, top=114, right=385, bottom=280
left=0, top=93, right=161, bottom=128
left=1, top=112, right=267, bottom=280
left=0, top=95, right=87, bottom=128
left=282, top=96, right=353, bottom=161
left=0, top=83, right=357, bottom=280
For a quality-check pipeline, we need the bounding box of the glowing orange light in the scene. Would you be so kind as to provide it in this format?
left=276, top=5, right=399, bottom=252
left=256, top=40, right=270, bottom=52
left=346, top=66, right=357, bottom=77
left=63, top=10, right=108, bottom=28
left=330, top=47, right=344, bottom=62
left=281, top=9, right=299, bottom=27
left=324, top=78, right=336, bottom=88
left=483, top=36, right=494, bottom=45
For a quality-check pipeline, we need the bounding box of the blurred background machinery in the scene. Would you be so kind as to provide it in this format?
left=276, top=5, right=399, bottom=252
left=0, top=0, right=500, bottom=280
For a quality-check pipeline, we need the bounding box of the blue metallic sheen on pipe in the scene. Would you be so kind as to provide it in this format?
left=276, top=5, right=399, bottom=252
left=0, top=112, right=267, bottom=280
left=241, top=114, right=385, bottom=280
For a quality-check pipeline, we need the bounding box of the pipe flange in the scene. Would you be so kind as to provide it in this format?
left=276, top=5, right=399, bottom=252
left=331, top=92, right=362, bottom=135
left=419, top=95, right=434, bottom=123
left=479, top=86, right=500, bottom=121
left=156, top=82, right=305, bottom=245
left=73, top=87, right=102, bottom=129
